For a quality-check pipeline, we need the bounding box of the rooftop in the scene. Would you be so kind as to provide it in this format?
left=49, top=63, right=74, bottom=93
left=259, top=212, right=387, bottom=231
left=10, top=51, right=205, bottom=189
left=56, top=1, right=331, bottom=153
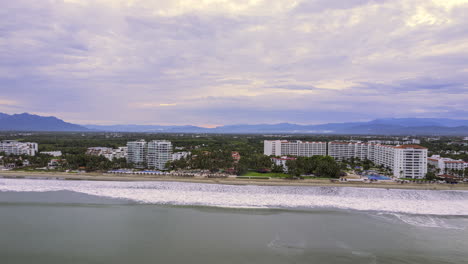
left=393, top=145, right=427, bottom=149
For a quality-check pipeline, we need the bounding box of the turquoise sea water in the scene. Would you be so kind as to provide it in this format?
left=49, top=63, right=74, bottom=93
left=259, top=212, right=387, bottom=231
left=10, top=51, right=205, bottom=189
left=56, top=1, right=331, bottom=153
left=0, top=178, right=467, bottom=263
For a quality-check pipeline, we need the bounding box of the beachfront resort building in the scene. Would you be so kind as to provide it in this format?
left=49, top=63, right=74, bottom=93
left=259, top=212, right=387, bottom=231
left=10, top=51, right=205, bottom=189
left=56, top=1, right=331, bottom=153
left=264, top=140, right=327, bottom=157
left=428, top=155, right=468, bottom=175
left=263, top=140, right=428, bottom=178
left=0, top=140, right=38, bottom=156
left=327, top=142, right=428, bottom=179
left=328, top=142, right=428, bottom=178
left=86, top=147, right=128, bottom=160
left=127, top=140, right=147, bottom=166
left=147, top=140, right=173, bottom=170
left=127, top=140, right=173, bottom=170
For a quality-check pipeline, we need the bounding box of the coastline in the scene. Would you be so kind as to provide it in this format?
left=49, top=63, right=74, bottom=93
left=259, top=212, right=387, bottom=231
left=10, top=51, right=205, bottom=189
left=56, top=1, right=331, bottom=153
left=1, top=171, right=467, bottom=190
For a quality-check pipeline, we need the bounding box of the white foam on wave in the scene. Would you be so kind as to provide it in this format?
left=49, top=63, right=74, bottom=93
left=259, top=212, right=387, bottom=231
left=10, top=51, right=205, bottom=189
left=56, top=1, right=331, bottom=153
left=0, top=178, right=467, bottom=216
left=371, top=212, right=468, bottom=229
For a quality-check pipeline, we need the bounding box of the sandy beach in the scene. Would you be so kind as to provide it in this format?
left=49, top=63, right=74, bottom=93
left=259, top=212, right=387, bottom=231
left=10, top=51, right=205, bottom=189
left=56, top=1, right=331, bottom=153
left=1, top=171, right=467, bottom=190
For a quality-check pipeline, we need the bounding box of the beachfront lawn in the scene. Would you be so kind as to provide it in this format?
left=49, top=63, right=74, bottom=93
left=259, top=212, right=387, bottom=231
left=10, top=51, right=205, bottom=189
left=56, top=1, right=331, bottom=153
left=242, top=171, right=290, bottom=178
left=241, top=171, right=337, bottom=180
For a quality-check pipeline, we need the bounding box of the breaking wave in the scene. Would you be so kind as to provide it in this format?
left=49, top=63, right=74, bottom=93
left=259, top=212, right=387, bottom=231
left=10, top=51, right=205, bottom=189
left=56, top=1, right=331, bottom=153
left=0, top=178, right=467, bottom=216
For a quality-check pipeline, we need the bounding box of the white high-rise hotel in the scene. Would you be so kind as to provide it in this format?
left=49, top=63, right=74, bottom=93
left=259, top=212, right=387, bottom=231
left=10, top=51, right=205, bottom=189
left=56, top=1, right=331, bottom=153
left=127, top=140, right=147, bottom=166
left=147, top=140, right=173, bottom=170
left=0, top=140, right=38, bottom=156
left=264, top=140, right=428, bottom=179
left=264, top=140, right=327, bottom=157
left=327, top=142, right=428, bottom=179
left=127, top=140, right=172, bottom=170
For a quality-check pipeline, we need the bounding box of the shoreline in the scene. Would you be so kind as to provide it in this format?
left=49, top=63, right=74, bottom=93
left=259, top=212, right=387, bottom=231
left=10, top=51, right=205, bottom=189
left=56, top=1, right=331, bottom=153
left=1, top=171, right=467, bottom=190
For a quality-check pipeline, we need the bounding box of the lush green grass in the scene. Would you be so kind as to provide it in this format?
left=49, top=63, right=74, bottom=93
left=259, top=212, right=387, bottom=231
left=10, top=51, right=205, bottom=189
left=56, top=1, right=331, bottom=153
left=399, top=178, right=430, bottom=181
left=236, top=176, right=270, bottom=180
left=241, top=171, right=337, bottom=179
left=305, top=176, right=335, bottom=180
left=242, top=171, right=290, bottom=178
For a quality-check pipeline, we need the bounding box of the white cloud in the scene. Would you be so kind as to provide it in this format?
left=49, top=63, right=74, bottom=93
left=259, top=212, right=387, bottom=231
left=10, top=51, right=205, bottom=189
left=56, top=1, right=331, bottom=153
left=432, top=0, right=468, bottom=10
left=0, top=0, right=467, bottom=124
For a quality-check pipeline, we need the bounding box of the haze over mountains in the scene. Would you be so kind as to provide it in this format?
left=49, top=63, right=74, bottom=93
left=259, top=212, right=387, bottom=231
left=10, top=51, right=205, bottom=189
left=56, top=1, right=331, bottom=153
left=1, top=113, right=468, bottom=135
left=0, top=113, right=89, bottom=132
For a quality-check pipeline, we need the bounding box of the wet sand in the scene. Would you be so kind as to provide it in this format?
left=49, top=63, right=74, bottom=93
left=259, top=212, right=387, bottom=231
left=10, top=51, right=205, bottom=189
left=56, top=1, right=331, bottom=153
left=1, top=171, right=467, bottom=190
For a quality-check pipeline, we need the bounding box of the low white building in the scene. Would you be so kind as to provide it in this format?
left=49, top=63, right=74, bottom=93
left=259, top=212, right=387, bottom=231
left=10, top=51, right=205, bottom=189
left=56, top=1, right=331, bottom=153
left=271, top=156, right=297, bottom=172
left=112, top=147, right=128, bottom=160
left=86, top=147, right=128, bottom=160
left=408, top=139, right=421, bottom=144
left=48, top=159, right=66, bottom=168
left=172, top=151, right=191, bottom=161
left=428, top=155, right=468, bottom=175
left=41, top=151, right=62, bottom=157
left=0, top=140, right=38, bottom=156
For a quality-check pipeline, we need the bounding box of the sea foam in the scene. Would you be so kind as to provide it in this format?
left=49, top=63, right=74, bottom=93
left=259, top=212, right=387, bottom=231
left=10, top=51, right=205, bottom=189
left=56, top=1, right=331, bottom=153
left=0, top=178, right=467, bottom=216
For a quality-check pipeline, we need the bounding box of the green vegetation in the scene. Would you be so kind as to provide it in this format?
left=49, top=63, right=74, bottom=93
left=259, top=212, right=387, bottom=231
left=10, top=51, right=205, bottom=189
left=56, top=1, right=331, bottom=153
left=236, top=176, right=270, bottom=180
left=422, top=138, right=468, bottom=162
left=242, top=171, right=289, bottom=178
left=425, top=171, right=438, bottom=181
left=285, top=156, right=342, bottom=178
left=2, top=132, right=467, bottom=179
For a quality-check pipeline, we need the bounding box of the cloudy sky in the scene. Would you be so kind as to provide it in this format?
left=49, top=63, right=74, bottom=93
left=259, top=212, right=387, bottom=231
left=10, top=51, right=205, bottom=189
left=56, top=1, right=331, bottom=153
left=1, top=0, right=467, bottom=126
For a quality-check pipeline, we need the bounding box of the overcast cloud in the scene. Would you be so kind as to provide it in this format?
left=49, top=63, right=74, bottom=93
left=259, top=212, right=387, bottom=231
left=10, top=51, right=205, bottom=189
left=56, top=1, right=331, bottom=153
left=0, top=0, right=467, bottom=126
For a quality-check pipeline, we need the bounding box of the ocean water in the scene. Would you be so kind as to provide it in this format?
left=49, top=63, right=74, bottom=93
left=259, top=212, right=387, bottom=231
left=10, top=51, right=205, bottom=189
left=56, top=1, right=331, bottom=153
left=0, top=178, right=467, bottom=263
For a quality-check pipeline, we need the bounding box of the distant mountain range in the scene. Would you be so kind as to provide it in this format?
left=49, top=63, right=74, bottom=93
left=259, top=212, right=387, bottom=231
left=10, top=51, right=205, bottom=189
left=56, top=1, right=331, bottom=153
left=0, top=113, right=89, bottom=131
left=84, top=124, right=209, bottom=133
left=86, top=118, right=468, bottom=135
left=1, top=113, right=468, bottom=135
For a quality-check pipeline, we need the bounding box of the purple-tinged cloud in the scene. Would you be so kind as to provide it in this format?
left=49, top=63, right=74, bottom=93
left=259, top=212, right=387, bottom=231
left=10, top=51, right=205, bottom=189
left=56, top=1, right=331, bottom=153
left=0, top=0, right=467, bottom=125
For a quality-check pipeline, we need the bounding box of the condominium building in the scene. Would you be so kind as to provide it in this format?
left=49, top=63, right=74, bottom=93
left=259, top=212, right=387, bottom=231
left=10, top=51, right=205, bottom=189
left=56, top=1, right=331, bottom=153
left=86, top=147, right=128, bottom=161
left=428, top=155, right=468, bottom=175
left=368, top=139, right=420, bottom=145
left=327, top=142, right=357, bottom=160
left=147, top=140, right=172, bottom=170
left=0, top=140, right=38, bottom=156
left=266, top=140, right=428, bottom=178
left=271, top=156, right=297, bottom=172
left=127, top=140, right=147, bottom=166
left=264, top=140, right=327, bottom=157
left=328, top=142, right=428, bottom=179
left=392, top=145, right=428, bottom=179
left=172, top=151, right=191, bottom=161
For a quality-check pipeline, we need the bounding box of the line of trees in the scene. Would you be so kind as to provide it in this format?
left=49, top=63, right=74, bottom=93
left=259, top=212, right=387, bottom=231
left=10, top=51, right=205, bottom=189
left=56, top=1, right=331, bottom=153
left=167, top=150, right=235, bottom=172
left=1, top=152, right=130, bottom=172
left=285, top=156, right=343, bottom=178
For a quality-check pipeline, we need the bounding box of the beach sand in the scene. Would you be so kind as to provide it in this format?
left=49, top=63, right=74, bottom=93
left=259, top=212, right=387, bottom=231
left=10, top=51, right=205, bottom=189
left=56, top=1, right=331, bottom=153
left=1, top=171, right=467, bottom=190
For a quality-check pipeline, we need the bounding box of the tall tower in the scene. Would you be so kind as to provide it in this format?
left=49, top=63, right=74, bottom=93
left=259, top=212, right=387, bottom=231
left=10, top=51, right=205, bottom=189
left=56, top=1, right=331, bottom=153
left=147, top=140, right=173, bottom=170
left=127, top=140, right=147, bottom=167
